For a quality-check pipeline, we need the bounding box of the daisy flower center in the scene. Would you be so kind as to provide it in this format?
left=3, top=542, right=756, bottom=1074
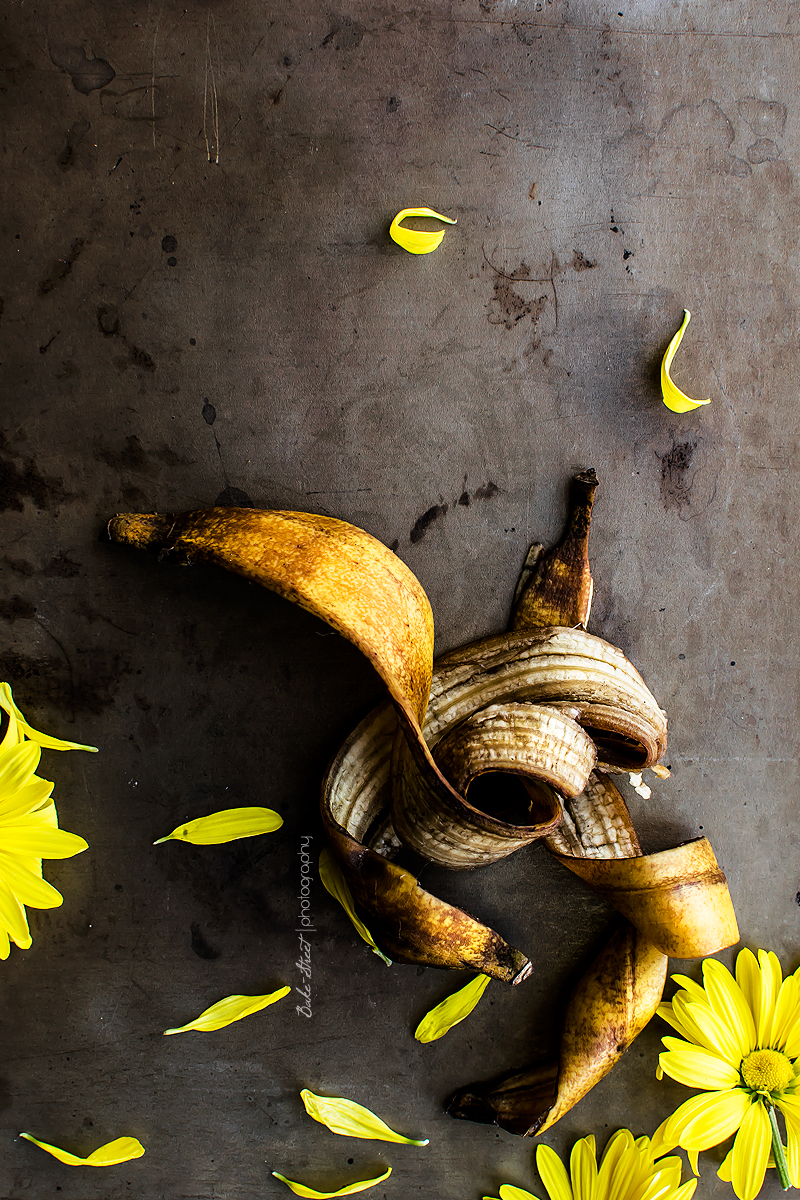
left=741, top=1048, right=795, bottom=1093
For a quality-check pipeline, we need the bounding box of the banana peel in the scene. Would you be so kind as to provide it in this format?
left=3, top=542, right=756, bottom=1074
left=108, top=474, right=740, bottom=1132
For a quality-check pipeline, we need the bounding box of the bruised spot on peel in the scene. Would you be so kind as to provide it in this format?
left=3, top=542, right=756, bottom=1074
left=389, top=207, right=457, bottom=254
left=661, top=311, right=711, bottom=413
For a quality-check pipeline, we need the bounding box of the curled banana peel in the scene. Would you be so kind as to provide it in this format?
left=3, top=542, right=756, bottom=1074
left=108, top=476, right=739, bottom=1130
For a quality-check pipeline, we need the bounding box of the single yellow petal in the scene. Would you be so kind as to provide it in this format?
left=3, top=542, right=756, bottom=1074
left=414, top=973, right=491, bottom=1042
left=272, top=1167, right=391, bottom=1197
left=0, top=684, right=97, bottom=753
left=669, top=974, right=709, bottom=1005
left=570, top=1135, right=597, bottom=1200
left=319, top=849, right=391, bottom=966
left=0, top=742, right=41, bottom=796
left=0, top=852, right=63, bottom=908
left=658, top=1042, right=741, bottom=1090
left=730, top=1101, right=771, bottom=1200
left=765, top=974, right=799, bottom=1052
left=300, top=1090, right=428, bottom=1145
left=0, top=700, right=19, bottom=753
left=735, top=948, right=761, bottom=1026
left=389, top=207, right=457, bottom=255
left=701, top=959, right=756, bottom=1056
left=19, top=1132, right=145, bottom=1166
left=657, top=1001, right=700, bottom=1043
left=672, top=995, right=741, bottom=1065
left=756, top=949, right=783, bottom=1046
left=0, top=925, right=10, bottom=959
left=648, top=1120, right=677, bottom=1161
left=0, top=878, right=32, bottom=946
left=718, top=1148, right=733, bottom=1182
left=0, top=825, right=88, bottom=859
left=597, top=1129, right=633, bottom=1200
left=666, top=1089, right=751, bottom=1151
left=671, top=1182, right=697, bottom=1200
left=660, top=310, right=710, bottom=412
left=499, top=1187, right=540, bottom=1200
left=163, top=985, right=290, bottom=1033
left=154, top=806, right=283, bottom=845
left=0, top=777, right=54, bottom=822
left=536, top=1143, right=573, bottom=1200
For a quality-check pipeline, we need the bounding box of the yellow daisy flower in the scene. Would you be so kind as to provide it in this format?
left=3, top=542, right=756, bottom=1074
left=0, top=683, right=95, bottom=960
left=484, top=1129, right=697, bottom=1200
left=656, top=948, right=800, bottom=1200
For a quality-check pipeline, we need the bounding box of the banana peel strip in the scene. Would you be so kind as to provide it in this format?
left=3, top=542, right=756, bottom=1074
left=107, top=501, right=740, bottom=1131
left=272, top=1167, right=392, bottom=1197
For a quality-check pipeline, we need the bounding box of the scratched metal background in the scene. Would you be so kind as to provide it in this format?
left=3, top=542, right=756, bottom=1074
left=1, top=1, right=799, bottom=1197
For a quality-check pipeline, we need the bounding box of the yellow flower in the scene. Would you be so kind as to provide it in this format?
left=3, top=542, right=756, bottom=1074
left=656, top=948, right=800, bottom=1200
left=485, top=1129, right=696, bottom=1200
left=0, top=684, right=94, bottom=960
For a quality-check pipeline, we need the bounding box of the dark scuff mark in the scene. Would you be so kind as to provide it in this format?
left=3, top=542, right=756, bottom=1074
left=214, top=486, right=255, bottom=508
left=658, top=437, right=698, bottom=512
left=128, top=344, right=156, bottom=372
left=513, top=22, right=542, bottom=45
left=97, top=304, right=121, bottom=337
left=190, top=922, right=221, bottom=960
left=3, top=557, right=35, bottom=577
left=386, top=96, right=401, bottom=112
left=42, top=552, right=82, bottom=578
left=389, top=538, right=399, bottom=553
left=0, top=453, right=67, bottom=512
left=57, top=116, right=91, bottom=169
left=95, top=305, right=155, bottom=372
left=572, top=249, right=596, bottom=271
left=161, top=234, right=177, bottom=253
left=458, top=490, right=471, bottom=506
left=96, top=435, right=148, bottom=472
left=202, top=402, right=217, bottom=425
left=0, top=648, right=131, bottom=716
left=321, top=17, right=365, bottom=50
left=49, top=43, right=116, bottom=94
left=0, top=597, right=36, bottom=622
left=474, top=481, right=501, bottom=500
left=39, top=239, right=86, bottom=296
left=410, top=504, right=448, bottom=544
left=39, top=331, right=61, bottom=354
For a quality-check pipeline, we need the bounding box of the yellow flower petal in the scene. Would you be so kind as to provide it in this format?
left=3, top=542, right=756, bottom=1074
left=660, top=310, right=710, bottom=412
left=701, top=959, right=756, bottom=1056
left=597, top=1129, right=633, bottom=1200
left=669, top=974, right=708, bottom=1005
left=665, top=1089, right=751, bottom=1151
left=319, top=848, right=391, bottom=966
left=300, top=1090, right=428, bottom=1145
left=19, top=1132, right=145, bottom=1166
left=414, top=973, right=491, bottom=1042
left=0, top=742, right=41, bottom=797
left=730, top=1101, right=771, bottom=1200
left=570, top=1135, right=597, bottom=1200
left=0, top=684, right=97, bottom=754
left=0, top=777, right=55, bottom=822
left=765, top=974, right=800, bottom=1052
left=671, top=1183, right=697, bottom=1200
left=163, top=985, right=290, bottom=1033
left=389, top=207, right=457, bottom=255
left=499, top=1187, right=540, bottom=1200
left=536, top=1143, right=573, bottom=1200
left=658, top=1042, right=741, bottom=1090
left=271, top=1167, right=391, bottom=1197
left=0, top=877, right=33, bottom=947
left=154, top=806, right=283, bottom=845
left=0, top=852, right=63, bottom=909
left=776, top=1095, right=800, bottom=1187
left=672, top=994, right=741, bottom=1065
left=0, top=825, right=88, bottom=859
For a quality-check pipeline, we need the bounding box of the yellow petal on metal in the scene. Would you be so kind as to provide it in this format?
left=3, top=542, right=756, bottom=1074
left=19, top=1132, right=145, bottom=1166
left=163, top=985, right=291, bottom=1034
left=272, top=1167, right=392, bottom=1197
left=389, top=207, right=457, bottom=255
left=319, top=848, right=392, bottom=966
left=0, top=825, right=88, bottom=859
left=661, top=310, right=711, bottom=413
left=414, top=973, right=491, bottom=1043
left=300, top=1090, right=429, bottom=1145
left=498, top=1187, right=541, bottom=1200
left=153, top=806, right=283, bottom=845
left=0, top=683, right=98, bottom=753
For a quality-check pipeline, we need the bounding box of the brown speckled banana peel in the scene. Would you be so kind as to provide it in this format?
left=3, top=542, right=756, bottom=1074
left=448, top=921, right=668, bottom=1135
left=108, top=507, right=533, bottom=981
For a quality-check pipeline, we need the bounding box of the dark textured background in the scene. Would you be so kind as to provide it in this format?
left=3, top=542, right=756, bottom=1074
left=1, top=2, right=799, bottom=1196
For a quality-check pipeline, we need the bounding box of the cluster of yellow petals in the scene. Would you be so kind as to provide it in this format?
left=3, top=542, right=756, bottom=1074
left=656, top=949, right=800, bottom=1200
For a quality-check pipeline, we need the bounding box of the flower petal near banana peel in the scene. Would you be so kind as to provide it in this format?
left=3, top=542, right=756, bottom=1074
left=107, top=471, right=739, bottom=1134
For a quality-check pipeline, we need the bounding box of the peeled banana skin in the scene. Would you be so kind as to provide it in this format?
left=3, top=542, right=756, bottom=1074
left=108, top=474, right=740, bottom=1134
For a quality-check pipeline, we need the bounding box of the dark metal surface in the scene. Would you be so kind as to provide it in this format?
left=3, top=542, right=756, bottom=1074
left=2, top=2, right=799, bottom=1196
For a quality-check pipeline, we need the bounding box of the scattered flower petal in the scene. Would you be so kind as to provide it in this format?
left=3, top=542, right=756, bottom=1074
left=389, top=207, right=457, bottom=255
left=661, top=310, right=711, bottom=413
left=300, top=1090, right=428, bottom=1145
left=415, top=973, right=491, bottom=1042
left=163, top=985, right=290, bottom=1033
left=19, top=1132, right=145, bottom=1166
left=319, top=848, right=391, bottom=966
left=272, top=1167, right=392, bottom=1197
left=153, top=806, right=283, bottom=845
left=0, top=683, right=97, bottom=753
